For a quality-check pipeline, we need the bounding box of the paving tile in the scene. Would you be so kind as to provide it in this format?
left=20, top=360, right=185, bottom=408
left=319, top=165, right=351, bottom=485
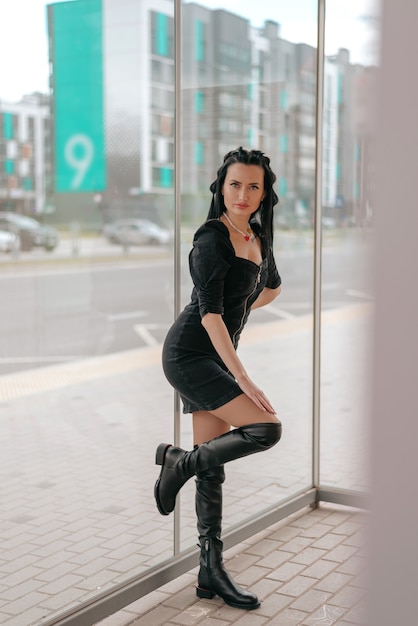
left=128, top=604, right=179, bottom=625
left=275, top=575, right=316, bottom=598
left=226, top=552, right=260, bottom=573
left=302, top=603, right=346, bottom=625
left=328, top=584, right=365, bottom=610
left=255, top=592, right=293, bottom=617
left=164, top=587, right=198, bottom=610
left=300, top=522, right=335, bottom=539
left=234, top=564, right=271, bottom=586
left=336, top=555, right=366, bottom=576
left=332, top=520, right=364, bottom=536
left=0, top=591, right=49, bottom=617
left=291, top=547, right=327, bottom=566
left=266, top=607, right=308, bottom=624
left=0, top=578, right=45, bottom=602
left=340, top=600, right=366, bottom=625
left=323, top=544, right=358, bottom=564
left=344, top=530, right=366, bottom=548
left=245, top=538, right=284, bottom=558
left=311, top=532, right=345, bottom=551
left=302, top=558, right=337, bottom=580
left=266, top=561, right=305, bottom=583
left=314, top=570, right=352, bottom=593
left=290, top=588, right=331, bottom=613
left=192, top=617, right=230, bottom=626
left=233, top=612, right=268, bottom=625
left=0, top=606, right=48, bottom=625
left=251, top=576, right=283, bottom=599
left=166, top=602, right=219, bottom=625
left=37, top=586, right=88, bottom=611
left=257, top=549, right=295, bottom=570
left=278, top=536, right=312, bottom=555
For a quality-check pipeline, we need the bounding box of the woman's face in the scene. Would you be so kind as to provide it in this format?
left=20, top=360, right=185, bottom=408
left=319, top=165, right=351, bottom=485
left=222, top=163, right=265, bottom=220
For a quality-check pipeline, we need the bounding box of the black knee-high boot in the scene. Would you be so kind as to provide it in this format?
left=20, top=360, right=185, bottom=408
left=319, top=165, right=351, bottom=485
left=154, top=421, right=282, bottom=516
left=195, top=466, right=260, bottom=610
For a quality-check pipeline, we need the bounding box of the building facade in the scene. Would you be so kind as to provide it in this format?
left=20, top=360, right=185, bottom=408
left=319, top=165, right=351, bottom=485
left=43, top=0, right=373, bottom=227
left=0, top=94, right=51, bottom=215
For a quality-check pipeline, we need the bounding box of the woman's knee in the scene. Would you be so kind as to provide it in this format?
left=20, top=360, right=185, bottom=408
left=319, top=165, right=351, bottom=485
left=241, top=421, right=282, bottom=449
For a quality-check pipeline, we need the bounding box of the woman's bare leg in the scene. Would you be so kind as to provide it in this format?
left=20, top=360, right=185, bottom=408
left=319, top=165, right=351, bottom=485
left=193, top=412, right=230, bottom=446
left=193, top=392, right=279, bottom=445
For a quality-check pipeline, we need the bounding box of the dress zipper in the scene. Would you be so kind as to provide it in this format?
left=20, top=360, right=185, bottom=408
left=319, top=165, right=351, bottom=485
left=232, top=266, right=262, bottom=348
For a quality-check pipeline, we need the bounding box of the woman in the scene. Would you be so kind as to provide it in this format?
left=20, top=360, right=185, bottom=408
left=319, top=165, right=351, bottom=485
left=155, top=147, right=283, bottom=610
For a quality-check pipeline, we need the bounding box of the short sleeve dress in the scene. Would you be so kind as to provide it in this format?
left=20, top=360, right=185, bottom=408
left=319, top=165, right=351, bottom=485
left=162, top=219, right=281, bottom=414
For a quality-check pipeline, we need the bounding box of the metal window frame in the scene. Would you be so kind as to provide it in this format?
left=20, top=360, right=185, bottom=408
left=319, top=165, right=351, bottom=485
left=39, top=2, right=366, bottom=625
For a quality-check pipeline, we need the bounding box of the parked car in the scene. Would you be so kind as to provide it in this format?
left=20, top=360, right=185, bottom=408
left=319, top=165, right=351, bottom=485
left=0, top=229, right=19, bottom=253
left=0, top=212, right=59, bottom=252
left=103, top=219, right=171, bottom=246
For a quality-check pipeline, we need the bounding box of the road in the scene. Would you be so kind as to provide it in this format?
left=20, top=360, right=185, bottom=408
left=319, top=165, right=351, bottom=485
left=0, top=232, right=374, bottom=376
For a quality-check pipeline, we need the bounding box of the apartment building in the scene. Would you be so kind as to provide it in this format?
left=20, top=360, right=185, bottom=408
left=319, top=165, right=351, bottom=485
left=0, top=93, right=51, bottom=215
left=44, top=0, right=372, bottom=226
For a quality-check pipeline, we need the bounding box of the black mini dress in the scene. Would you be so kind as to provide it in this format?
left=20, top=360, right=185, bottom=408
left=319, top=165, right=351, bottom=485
left=162, top=219, right=281, bottom=414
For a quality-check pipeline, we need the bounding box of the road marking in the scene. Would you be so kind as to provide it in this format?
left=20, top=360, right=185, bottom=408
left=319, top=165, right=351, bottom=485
left=0, top=356, right=82, bottom=364
left=263, top=304, right=296, bottom=320
left=322, top=282, right=341, bottom=291
left=108, top=310, right=149, bottom=321
left=346, top=289, right=373, bottom=300
left=133, top=324, right=166, bottom=346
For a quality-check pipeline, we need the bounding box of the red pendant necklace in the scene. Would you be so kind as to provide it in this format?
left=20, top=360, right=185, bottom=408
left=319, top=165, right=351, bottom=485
left=223, top=212, right=255, bottom=242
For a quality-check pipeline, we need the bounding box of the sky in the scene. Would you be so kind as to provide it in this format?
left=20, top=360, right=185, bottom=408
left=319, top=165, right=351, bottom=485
left=0, top=0, right=379, bottom=103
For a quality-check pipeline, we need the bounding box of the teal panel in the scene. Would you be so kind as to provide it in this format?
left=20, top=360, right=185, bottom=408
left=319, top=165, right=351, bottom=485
left=279, top=177, right=287, bottom=197
left=354, top=143, right=360, bottom=162
left=280, top=89, right=287, bottom=109
left=247, top=83, right=253, bottom=100
left=4, top=159, right=14, bottom=174
left=195, top=141, right=203, bottom=165
left=160, top=167, right=173, bottom=188
left=23, top=177, right=33, bottom=190
left=354, top=181, right=359, bottom=199
left=195, top=91, right=204, bottom=113
left=337, top=73, right=343, bottom=105
left=336, top=162, right=341, bottom=181
left=280, top=134, right=288, bottom=154
left=156, top=13, right=168, bottom=56
left=195, top=20, right=204, bottom=62
left=52, top=0, right=106, bottom=192
left=3, top=113, right=13, bottom=139
left=247, top=128, right=254, bottom=146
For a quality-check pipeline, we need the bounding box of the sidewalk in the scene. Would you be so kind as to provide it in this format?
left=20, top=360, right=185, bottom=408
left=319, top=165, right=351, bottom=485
left=97, top=503, right=367, bottom=626
left=0, top=304, right=370, bottom=626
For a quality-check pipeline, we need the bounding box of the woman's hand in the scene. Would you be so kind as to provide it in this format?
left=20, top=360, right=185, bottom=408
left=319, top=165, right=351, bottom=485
left=201, top=312, right=276, bottom=414
left=236, top=373, right=276, bottom=414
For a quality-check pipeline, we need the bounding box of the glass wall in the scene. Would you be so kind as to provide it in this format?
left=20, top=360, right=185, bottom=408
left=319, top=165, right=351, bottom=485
left=178, top=0, right=317, bottom=551
left=320, top=0, right=378, bottom=491
left=0, top=2, right=177, bottom=624
left=0, top=1, right=374, bottom=624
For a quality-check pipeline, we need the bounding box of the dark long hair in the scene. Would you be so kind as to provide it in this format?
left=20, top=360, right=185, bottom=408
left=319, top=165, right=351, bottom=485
left=207, top=147, right=279, bottom=248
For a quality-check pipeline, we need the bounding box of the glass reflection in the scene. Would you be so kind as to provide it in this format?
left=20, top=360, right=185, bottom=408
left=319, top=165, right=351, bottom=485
left=0, top=0, right=175, bottom=623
